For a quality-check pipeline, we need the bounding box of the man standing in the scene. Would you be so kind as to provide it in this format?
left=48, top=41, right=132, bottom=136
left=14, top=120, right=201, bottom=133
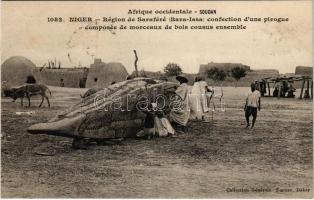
left=244, top=83, right=261, bottom=128
left=190, top=77, right=212, bottom=120
left=169, top=75, right=191, bottom=133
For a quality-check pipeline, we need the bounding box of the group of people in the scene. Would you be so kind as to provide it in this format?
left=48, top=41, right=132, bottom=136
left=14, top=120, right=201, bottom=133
left=169, top=75, right=215, bottom=129
left=273, top=80, right=296, bottom=98
left=137, top=75, right=216, bottom=139
left=137, top=75, right=262, bottom=139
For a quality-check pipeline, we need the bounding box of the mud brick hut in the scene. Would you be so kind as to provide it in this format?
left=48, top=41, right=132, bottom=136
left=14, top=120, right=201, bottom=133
left=1, top=56, right=36, bottom=87
left=85, top=59, right=129, bottom=88
left=290, top=66, right=313, bottom=88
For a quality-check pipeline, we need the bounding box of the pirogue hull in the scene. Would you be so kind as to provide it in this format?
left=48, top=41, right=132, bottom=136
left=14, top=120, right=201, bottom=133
left=27, top=78, right=178, bottom=140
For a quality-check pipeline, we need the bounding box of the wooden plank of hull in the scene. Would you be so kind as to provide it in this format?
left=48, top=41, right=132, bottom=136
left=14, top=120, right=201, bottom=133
left=79, top=119, right=143, bottom=139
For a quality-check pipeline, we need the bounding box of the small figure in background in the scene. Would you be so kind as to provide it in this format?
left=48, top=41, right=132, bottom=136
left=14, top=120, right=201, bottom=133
left=60, top=78, right=65, bottom=87
left=281, top=80, right=288, bottom=97
left=273, top=81, right=280, bottom=97
left=26, top=75, right=37, bottom=84
left=304, top=89, right=310, bottom=99
left=287, top=82, right=296, bottom=98
left=260, top=80, right=267, bottom=97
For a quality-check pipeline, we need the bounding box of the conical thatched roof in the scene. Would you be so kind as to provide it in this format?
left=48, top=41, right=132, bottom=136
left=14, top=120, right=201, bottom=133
left=85, top=59, right=129, bottom=88
left=1, top=56, right=36, bottom=87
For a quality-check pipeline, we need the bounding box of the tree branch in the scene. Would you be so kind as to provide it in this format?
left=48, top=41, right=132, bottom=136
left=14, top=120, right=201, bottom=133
left=133, top=50, right=138, bottom=77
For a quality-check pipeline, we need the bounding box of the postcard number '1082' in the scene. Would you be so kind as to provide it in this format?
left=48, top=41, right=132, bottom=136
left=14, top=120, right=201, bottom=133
left=48, top=17, right=63, bottom=22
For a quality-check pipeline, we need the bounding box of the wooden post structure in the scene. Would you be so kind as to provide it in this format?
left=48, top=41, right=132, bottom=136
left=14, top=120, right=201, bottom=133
left=133, top=50, right=139, bottom=77
left=311, top=80, right=313, bottom=99
left=306, top=79, right=310, bottom=98
left=267, top=81, right=270, bottom=96
left=299, top=79, right=305, bottom=99
left=278, top=82, right=281, bottom=99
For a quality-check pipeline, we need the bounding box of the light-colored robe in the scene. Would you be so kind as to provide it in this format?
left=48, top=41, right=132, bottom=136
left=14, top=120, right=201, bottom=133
left=198, top=81, right=210, bottom=113
left=189, top=81, right=209, bottom=119
left=155, top=117, right=175, bottom=136
left=169, top=83, right=191, bottom=126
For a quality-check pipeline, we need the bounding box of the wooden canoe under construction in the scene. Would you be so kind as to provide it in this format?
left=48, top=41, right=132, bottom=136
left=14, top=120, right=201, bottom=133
left=27, top=77, right=179, bottom=141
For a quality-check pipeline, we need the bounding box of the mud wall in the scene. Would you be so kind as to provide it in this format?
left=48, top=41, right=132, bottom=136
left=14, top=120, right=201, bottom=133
left=33, top=68, right=88, bottom=88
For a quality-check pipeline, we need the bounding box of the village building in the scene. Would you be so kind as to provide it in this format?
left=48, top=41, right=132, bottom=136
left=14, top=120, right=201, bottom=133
left=85, top=58, right=129, bottom=88
left=1, top=56, right=36, bottom=87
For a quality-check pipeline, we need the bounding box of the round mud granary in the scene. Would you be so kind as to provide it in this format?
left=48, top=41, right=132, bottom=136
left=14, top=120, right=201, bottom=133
left=1, top=56, right=36, bottom=87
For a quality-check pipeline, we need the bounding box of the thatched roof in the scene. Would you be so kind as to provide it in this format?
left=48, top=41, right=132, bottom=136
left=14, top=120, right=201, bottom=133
left=1, top=56, right=36, bottom=87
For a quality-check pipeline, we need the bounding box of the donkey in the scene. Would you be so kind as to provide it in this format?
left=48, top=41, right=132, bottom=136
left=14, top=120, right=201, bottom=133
left=9, top=84, right=52, bottom=108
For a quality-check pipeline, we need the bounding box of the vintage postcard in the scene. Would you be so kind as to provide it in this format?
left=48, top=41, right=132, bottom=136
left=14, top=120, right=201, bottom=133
left=1, top=0, right=313, bottom=198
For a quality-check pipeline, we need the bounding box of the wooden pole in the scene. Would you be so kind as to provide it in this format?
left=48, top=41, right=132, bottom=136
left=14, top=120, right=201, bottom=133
left=306, top=79, right=310, bottom=98
left=311, top=80, right=313, bottom=99
left=133, top=50, right=139, bottom=77
left=267, top=81, right=270, bottom=96
left=278, top=82, right=281, bottom=99
left=299, top=80, right=305, bottom=99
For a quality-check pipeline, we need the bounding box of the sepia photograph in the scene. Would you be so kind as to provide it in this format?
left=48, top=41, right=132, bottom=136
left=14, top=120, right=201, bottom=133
left=1, top=1, right=313, bottom=198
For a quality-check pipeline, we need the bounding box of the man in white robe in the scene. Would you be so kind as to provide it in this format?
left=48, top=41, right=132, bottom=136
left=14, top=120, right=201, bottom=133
left=169, top=75, right=191, bottom=130
left=189, top=77, right=211, bottom=120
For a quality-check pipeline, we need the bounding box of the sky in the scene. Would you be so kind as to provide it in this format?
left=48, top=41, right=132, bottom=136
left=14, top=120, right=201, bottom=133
left=1, top=1, right=312, bottom=74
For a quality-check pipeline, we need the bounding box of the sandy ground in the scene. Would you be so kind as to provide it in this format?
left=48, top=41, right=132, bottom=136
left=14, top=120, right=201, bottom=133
left=1, top=86, right=313, bottom=198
